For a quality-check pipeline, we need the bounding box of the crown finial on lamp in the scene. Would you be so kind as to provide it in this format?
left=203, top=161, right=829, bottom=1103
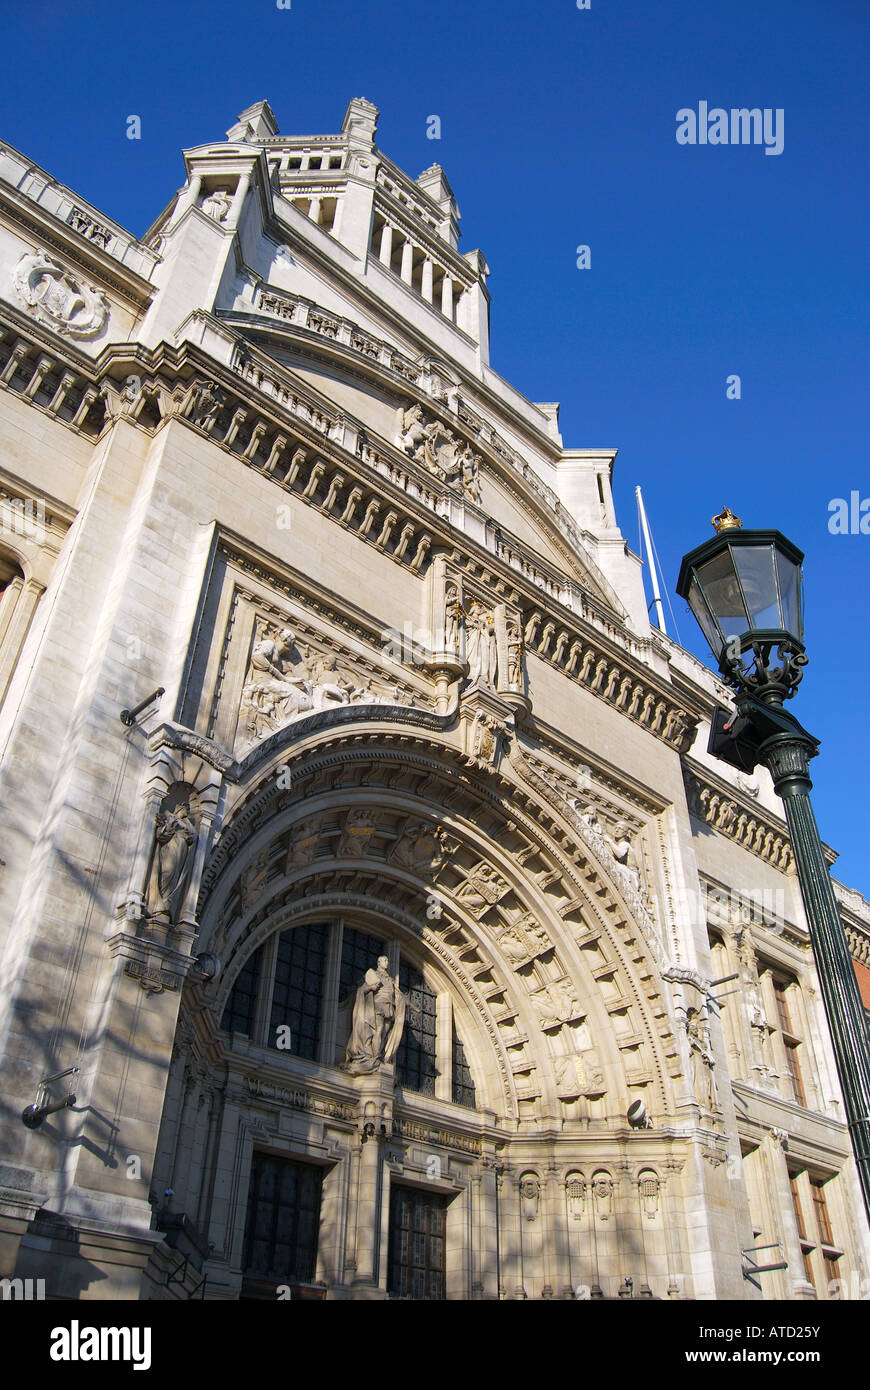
left=711, top=506, right=742, bottom=533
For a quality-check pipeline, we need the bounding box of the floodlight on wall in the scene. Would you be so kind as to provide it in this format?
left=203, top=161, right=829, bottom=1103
left=627, top=1099, right=651, bottom=1129
left=21, top=1067, right=79, bottom=1130
left=193, top=952, right=221, bottom=982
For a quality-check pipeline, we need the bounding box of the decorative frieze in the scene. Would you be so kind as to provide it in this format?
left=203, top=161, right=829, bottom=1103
left=683, top=763, right=794, bottom=871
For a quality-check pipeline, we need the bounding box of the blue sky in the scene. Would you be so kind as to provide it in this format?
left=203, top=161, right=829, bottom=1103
left=2, top=0, right=868, bottom=891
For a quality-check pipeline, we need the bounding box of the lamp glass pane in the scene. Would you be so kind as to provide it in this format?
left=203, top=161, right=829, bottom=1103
left=687, top=575, right=723, bottom=656
left=775, top=547, right=803, bottom=640
left=732, top=543, right=781, bottom=630
left=695, top=548, right=747, bottom=641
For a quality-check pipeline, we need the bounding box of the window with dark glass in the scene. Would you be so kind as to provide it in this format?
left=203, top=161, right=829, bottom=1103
left=242, top=1153, right=323, bottom=1288
left=388, top=1185, right=447, bottom=1300
left=339, top=926, right=386, bottom=1005
left=452, top=1024, right=476, bottom=1108
left=269, top=923, right=328, bottom=1060
left=221, top=946, right=262, bottom=1035
left=396, top=961, right=438, bottom=1096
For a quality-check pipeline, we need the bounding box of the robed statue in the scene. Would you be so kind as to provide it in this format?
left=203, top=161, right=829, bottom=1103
left=147, top=804, right=197, bottom=924
left=343, top=956, right=406, bottom=1075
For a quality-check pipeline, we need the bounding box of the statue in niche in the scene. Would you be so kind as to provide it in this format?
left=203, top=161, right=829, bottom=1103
left=465, top=600, right=498, bottom=687
left=147, top=793, right=198, bottom=925
left=505, top=616, right=523, bottom=689
left=201, top=189, right=232, bottom=222
left=459, top=443, right=481, bottom=503
left=445, top=582, right=462, bottom=654
left=342, top=956, right=406, bottom=1075
left=686, top=1009, right=717, bottom=1115
left=468, top=710, right=501, bottom=767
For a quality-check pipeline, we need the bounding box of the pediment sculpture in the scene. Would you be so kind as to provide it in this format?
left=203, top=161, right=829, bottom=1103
left=239, top=625, right=412, bottom=742
left=397, top=405, right=482, bottom=503
left=13, top=250, right=109, bottom=338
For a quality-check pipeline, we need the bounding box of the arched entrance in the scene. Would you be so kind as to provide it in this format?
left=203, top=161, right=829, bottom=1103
left=152, top=715, right=683, bottom=1299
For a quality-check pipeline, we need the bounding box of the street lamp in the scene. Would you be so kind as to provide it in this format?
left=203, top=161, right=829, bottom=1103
left=677, top=506, right=870, bottom=1229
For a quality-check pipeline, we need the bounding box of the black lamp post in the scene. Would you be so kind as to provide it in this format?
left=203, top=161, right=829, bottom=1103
left=677, top=507, right=870, bottom=1229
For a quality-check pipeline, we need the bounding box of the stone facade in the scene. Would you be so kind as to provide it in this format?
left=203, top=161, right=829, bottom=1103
left=0, top=98, right=867, bottom=1301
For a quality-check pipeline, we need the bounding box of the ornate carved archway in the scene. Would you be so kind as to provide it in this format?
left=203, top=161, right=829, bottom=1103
left=192, top=717, right=680, bottom=1125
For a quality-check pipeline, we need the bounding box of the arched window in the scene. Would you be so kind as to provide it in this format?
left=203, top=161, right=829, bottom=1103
left=218, top=920, right=479, bottom=1108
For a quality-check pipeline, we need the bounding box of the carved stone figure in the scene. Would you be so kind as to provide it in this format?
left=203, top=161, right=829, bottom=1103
left=287, top=821, right=320, bottom=870
left=398, top=403, right=428, bottom=454
left=520, top=1174, right=540, bottom=1222
left=187, top=379, right=227, bottom=431
left=201, top=189, right=232, bottom=222
left=13, top=250, right=108, bottom=338
left=337, top=807, right=378, bottom=856
left=495, top=925, right=528, bottom=965
left=505, top=616, right=523, bottom=689
left=457, top=862, right=509, bottom=914
left=465, top=600, right=497, bottom=687
left=241, top=627, right=313, bottom=736
left=390, top=820, right=446, bottom=873
left=445, top=583, right=462, bottom=653
left=686, top=1009, right=717, bottom=1114
left=458, top=443, right=481, bottom=503
left=397, top=407, right=482, bottom=499
left=603, top=821, right=641, bottom=889
left=468, top=710, right=501, bottom=767
left=532, top=979, right=580, bottom=1026
left=147, top=802, right=197, bottom=924
left=342, top=956, right=406, bottom=1074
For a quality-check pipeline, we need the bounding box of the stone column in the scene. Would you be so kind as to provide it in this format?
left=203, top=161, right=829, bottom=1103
left=378, top=222, right=393, bottom=266
left=229, top=171, right=252, bottom=226
left=421, top=258, right=434, bottom=303
left=441, top=273, right=454, bottom=319
left=350, top=1070, right=393, bottom=1298
left=400, top=240, right=414, bottom=285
